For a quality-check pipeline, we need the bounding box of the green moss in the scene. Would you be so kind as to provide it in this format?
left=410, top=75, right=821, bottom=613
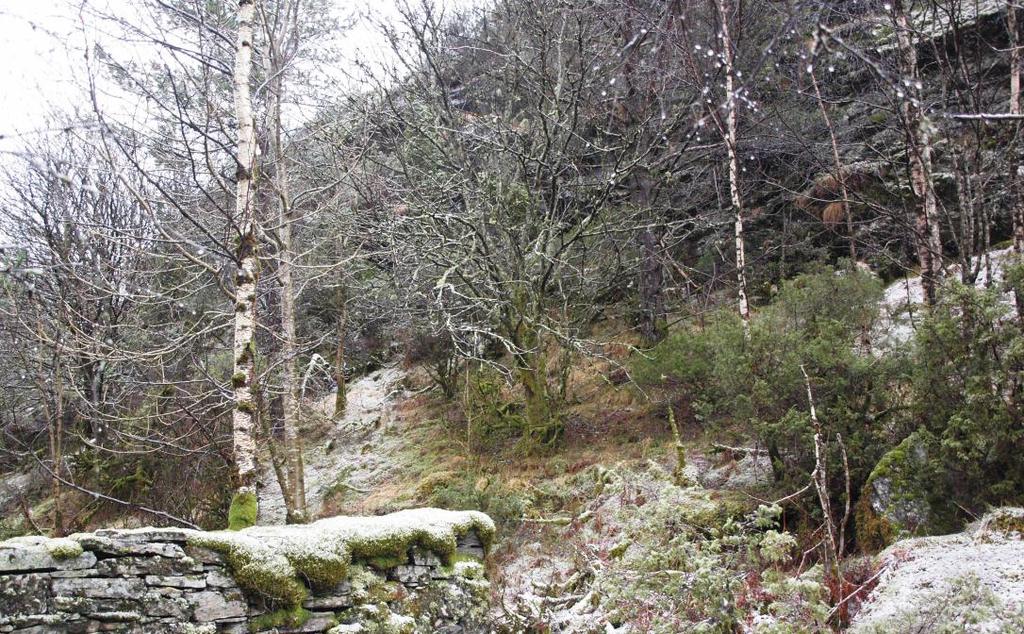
left=857, top=429, right=952, bottom=549
left=248, top=606, right=312, bottom=632
left=856, top=495, right=896, bottom=553
left=608, top=541, right=629, bottom=559
left=366, top=552, right=409, bottom=570
left=231, top=372, right=247, bottom=388
left=45, top=538, right=84, bottom=560
left=868, top=110, right=888, bottom=125
left=228, top=490, right=258, bottom=531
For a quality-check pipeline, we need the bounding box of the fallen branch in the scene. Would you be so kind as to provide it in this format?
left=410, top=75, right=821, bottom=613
left=826, top=565, right=887, bottom=622
left=711, top=443, right=769, bottom=455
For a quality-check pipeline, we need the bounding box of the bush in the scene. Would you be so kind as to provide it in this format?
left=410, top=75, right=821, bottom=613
left=463, top=367, right=529, bottom=454
left=638, top=262, right=1024, bottom=548
left=912, top=278, right=1024, bottom=508
left=636, top=267, right=906, bottom=531
left=426, top=472, right=524, bottom=534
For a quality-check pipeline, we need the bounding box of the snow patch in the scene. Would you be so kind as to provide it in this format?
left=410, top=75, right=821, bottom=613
left=258, top=366, right=406, bottom=523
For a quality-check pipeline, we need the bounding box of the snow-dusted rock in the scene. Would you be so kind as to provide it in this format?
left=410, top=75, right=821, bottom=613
left=850, top=507, right=1024, bottom=633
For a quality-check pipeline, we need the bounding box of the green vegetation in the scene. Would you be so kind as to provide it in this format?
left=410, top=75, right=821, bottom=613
left=636, top=268, right=901, bottom=525
left=425, top=471, right=525, bottom=534
left=912, top=278, right=1024, bottom=504
left=637, top=267, right=1024, bottom=551
left=228, top=490, right=258, bottom=531
left=248, top=606, right=312, bottom=633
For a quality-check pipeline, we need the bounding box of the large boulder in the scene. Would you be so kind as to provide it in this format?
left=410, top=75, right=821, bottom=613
left=856, top=429, right=951, bottom=549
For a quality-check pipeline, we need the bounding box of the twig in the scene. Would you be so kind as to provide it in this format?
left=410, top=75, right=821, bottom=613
left=826, top=565, right=887, bottom=621
left=17, top=493, right=44, bottom=534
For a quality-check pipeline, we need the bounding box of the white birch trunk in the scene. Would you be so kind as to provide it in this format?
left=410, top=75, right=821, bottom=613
left=231, top=0, right=260, bottom=509
left=718, top=0, right=751, bottom=329
left=1008, top=1, right=1024, bottom=319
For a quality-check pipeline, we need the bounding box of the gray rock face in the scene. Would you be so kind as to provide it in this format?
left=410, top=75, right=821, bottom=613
left=0, top=523, right=492, bottom=634
left=850, top=508, right=1024, bottom=633
left=0, top=537, right=96, bottom=573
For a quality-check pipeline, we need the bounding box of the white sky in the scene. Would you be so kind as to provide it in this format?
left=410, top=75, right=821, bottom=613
left=0, top=1, right=84, bottom=143
left=0, top=0, right=477, bottom=155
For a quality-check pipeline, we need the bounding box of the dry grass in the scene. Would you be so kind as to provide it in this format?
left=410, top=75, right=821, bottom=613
left=323, top=323, right=676, bottom=518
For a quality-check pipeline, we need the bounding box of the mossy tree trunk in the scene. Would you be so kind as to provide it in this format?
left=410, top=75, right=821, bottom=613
left=510, top=315, right=558, bottom=448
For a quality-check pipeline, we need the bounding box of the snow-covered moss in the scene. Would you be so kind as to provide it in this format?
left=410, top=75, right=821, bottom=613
left=191, top=508, right=494, bottom=608
left=980, top=507, right=1024, bottom=537
left=851, top=510, right=1024, bottom=633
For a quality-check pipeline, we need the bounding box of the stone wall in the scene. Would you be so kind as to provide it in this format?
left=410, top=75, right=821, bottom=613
left=0, top=510, right=493, bottom=634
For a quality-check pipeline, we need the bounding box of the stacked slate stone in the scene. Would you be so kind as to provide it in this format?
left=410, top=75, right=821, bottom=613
left=0, top=525, right=490, bottom=633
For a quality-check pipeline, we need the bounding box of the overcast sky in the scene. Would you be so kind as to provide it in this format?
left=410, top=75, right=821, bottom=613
left=0, top=0, right=476, bottom=156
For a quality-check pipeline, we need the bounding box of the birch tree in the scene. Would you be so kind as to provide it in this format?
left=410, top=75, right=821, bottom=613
left=228, top=0, right=261, bottom=526
left=891, top=0, right=944, bottom=305
left=716, top=0, right=751, bottom=329
left=1008, top=0, right=1024, bottom=319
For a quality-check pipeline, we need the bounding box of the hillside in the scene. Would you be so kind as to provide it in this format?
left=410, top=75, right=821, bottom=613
left=3, top=0, right=1024, bottom=631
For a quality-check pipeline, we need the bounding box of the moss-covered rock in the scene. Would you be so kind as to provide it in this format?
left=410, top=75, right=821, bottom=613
left=45, top=537, right=84, bottom=560
left=857, top=429, right=951, bottom=550
left=248, top=605, right=312, bottom=632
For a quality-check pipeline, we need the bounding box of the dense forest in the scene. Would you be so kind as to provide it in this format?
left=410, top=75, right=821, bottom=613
left=2, top=0, right=1024, bottom=632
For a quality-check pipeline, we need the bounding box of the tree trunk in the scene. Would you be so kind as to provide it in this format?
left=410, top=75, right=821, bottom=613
left=229, top=0, right=260, bottom=528
left=718, top=0, right=751, bottom=331
left=518, top=353, right=554, bottom=445
left=1008, top=0, right=1024, bottom=320
left=893, top=0, right=943, bottom=305
left=513, top=318, right=556, bottom=448
left=639, top=225, right=667, bottom=345
left=268, top=73, right=306, bottom=524
left=333, top=282, right=348, bottom=420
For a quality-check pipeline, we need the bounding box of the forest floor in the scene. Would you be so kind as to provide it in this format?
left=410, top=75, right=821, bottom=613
left=254, top=348, right=782, bottom=630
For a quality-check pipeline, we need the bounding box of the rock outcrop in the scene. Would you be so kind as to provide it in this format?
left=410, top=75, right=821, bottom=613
left=0, top=509, right=494, bottom=634
left=855, top=429, right=950, bottom=549
left=850, top=507, right=1024, bottom=633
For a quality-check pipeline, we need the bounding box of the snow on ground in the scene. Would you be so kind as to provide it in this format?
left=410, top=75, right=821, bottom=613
left=872, top=247, right=1017, bottom=351
left=850, top=509, right=1024, bottom=632
left=257, top=366, right=407, bottom=524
